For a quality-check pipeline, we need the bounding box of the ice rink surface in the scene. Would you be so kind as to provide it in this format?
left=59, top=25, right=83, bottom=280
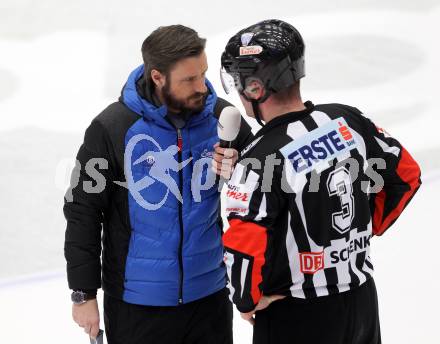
left=0, top=1, right=439, bottom=343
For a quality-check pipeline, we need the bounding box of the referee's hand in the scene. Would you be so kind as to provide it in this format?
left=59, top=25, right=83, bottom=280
left=255, top=294, right=286, bottom=312
left=72, top=299, right=100, bottom=339
left=240, top=295, right=286, bottom=325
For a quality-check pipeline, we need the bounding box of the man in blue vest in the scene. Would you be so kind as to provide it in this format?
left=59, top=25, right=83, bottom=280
left=64, top=25, right=253, bottom=344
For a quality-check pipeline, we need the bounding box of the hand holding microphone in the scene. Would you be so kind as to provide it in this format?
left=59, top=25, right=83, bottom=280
left=212, top=106, right=242, bottom=178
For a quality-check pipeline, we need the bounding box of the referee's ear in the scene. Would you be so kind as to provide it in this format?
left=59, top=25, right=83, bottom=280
left=244, top=80, right=264, bottom=101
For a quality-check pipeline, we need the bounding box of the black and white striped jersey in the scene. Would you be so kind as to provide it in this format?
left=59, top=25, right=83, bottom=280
left=223, top=101, right=421, bottom=313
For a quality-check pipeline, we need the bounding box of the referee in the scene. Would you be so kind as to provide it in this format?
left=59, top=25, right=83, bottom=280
left=220, top=19, right=421, bottom=344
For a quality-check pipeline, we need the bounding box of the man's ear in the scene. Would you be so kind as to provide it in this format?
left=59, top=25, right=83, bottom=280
left=150, top=69, right=166, bottom=88
left=244, top=80, right=264, bottom=100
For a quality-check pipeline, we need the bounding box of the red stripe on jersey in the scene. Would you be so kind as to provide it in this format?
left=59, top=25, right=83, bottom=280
left=373, top=190, right=386, bottom=235
left=223, top=219, right=267, bottom=304
left=373, top=147, right=421, bottom=235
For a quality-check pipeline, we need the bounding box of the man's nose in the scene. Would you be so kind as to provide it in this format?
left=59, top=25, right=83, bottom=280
left=195, top=77, right=207, bottom=94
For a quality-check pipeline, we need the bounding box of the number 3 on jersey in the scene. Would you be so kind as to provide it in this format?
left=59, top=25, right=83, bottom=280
left=326, top=167, right=355, bottom=234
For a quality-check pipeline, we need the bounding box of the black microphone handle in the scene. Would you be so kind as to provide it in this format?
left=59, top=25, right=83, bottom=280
left=219, top=139, right=232, bottom=149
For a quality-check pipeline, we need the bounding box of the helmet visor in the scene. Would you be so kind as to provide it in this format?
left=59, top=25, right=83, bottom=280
left=220, top=67, right=244, bottom=94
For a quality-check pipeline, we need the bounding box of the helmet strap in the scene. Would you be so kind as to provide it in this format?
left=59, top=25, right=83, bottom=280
left=252, top=100, right=265, bottom=126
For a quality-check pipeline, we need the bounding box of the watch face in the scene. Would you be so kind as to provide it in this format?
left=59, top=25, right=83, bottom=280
left=72, top=291, right=86, bottom=304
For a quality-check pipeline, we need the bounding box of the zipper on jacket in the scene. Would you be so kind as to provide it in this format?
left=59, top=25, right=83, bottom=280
left=177, top=128, right=184, bottom=305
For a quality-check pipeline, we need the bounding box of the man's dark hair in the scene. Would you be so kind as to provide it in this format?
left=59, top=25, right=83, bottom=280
left=141, top=25, right=206, bottom=79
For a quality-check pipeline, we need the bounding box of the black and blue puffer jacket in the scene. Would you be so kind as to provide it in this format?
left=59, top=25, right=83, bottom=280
left=64, top=65, right=253, bottom=306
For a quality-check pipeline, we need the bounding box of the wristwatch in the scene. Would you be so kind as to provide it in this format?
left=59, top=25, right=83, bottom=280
left=71, top=290, right=97, bottom=304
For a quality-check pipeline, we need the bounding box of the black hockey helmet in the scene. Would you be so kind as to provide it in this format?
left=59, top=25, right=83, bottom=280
left=220, top=19, right=305, bottom=124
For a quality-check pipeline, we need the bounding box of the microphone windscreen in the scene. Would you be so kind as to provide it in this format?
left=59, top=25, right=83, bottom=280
left=218, top=106, right=242, bottom=142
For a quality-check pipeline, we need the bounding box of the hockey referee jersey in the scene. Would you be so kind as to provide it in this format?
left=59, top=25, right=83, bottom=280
left=223, top=101, right=421, bottom=313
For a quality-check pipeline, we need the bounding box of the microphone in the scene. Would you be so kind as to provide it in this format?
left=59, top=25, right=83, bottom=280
left=218, top=106, right=242, bottom=148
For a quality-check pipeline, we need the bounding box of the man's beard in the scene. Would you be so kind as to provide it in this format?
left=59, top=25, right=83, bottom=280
left=162, top=81, right=208, bottom=114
